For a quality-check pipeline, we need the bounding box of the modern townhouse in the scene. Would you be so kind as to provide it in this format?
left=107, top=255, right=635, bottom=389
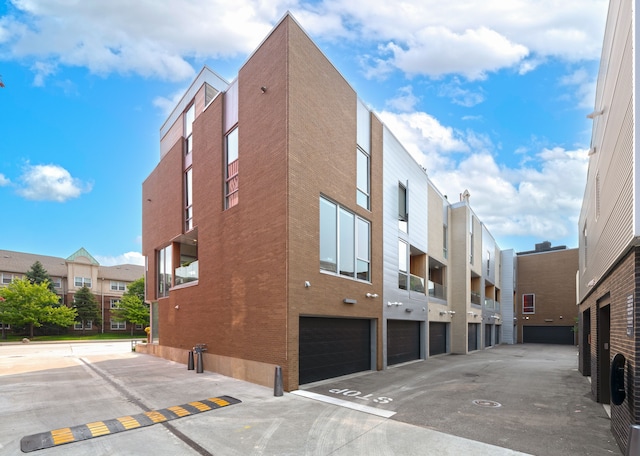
left=140, top=13, right=506, bottom=392
left=577, top=0, right=640, bottom=452
left=0, top=248, right=144, bottom=335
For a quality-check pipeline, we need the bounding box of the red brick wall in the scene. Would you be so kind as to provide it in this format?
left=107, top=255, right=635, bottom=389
left=516, top=249, right=578, bottom=343
left=578, top=247, right=639, bottom=452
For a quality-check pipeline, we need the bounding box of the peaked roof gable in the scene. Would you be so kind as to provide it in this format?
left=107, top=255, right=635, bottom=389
left=66, top=247, right=99, bottom=265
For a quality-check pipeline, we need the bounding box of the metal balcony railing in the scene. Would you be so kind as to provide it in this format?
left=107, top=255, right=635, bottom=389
left=428, top=281, right=447, bottom=300
left=175, top=260, right=199, bottom=285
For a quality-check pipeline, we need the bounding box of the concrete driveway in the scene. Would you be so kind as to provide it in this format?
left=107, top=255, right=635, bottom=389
left=0, top=341, right=619, bottom=455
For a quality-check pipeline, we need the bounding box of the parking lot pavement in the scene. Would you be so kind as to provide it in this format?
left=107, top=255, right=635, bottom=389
left=0, top=342, right=619, bottom=455
left=303, top=344, right=620, bottom=456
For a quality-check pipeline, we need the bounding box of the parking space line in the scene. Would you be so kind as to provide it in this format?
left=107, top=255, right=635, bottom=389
left=20, top=395, right=241, bottom=453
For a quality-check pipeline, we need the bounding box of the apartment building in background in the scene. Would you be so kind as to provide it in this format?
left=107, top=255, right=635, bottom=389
left=515, top=243, right=578, bottom=345
left=0, top=248, right=144, bottom=334
left=577, top=0, right=640, bottom=452
left=140, top=13, right=511, bottom=392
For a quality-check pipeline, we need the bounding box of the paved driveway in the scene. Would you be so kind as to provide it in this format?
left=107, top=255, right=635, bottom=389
left=303, top=344, right=619, bottom=455
left=0, top=341, right=620, bottom=455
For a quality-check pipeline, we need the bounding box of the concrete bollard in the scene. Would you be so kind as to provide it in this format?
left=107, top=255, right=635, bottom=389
left=196, top=351, right=204, bottom=373
left=626, top=424, right=640, bottom=456
left=187, top=351, right=194, bottom=370
left=274, top=366, right=283, bottom=397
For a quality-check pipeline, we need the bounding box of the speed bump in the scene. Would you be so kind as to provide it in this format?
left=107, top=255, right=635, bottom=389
left=20, top=395, right=241, bottom=453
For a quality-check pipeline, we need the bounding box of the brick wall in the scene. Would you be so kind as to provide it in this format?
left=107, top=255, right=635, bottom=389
left=578, top=247, right=638, bottom=453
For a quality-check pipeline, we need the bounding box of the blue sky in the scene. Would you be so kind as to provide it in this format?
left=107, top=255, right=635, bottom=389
left=0, top=0, right=608, bottom=265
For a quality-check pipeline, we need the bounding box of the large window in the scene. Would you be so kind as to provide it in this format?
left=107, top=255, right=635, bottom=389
left=110, top=299, right=120, bottom=309
left=319, top=197, right=370, bottom=282
left=357, top=147, right=370, bottom=210
left=185, top=167, right=193, bottom=231
left=523, top=294, right=535, bottom=314
left=225, top=127, right=239, bottom=209
left=74, top=320, right=92, bottom=330
left=157, top=245, right=172, bottom=298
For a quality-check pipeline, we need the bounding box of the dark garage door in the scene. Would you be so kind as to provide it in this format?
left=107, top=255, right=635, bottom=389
left=429, top=322, right=447, bottom=356
left=523, top=326, right=574, bottom=345
left=387, top=320, right=420, bottom=365
left=299, top=317, right=371, bottom=385
left=468, top=323, right=479, bottom=351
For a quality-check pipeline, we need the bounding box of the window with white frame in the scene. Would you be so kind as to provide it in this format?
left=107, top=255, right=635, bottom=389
left=110, top=281, right=126, bottom=291
left=51, top=277, right=62, bottom=288
left=1, top=273, right=17, bottom=284
left=74, top=320, right=92, bottom=330
left=110, top=320, right=126, bottom=330
left=522, top=294, right=535, bottom=314
left=74, top=277, right=92, bottom=288
left=110, top=299, right=120, bottom=309
left=319, top=196, right=370, bottom=281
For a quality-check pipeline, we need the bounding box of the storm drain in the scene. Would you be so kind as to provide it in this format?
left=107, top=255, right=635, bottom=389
left=472, top=399, right=501, bottom=408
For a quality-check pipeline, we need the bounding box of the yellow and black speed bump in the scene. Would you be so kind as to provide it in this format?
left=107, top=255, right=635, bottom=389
left=20, top=396, right=241, bottom=453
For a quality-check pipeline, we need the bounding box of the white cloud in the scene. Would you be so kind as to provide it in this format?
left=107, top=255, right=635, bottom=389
left=96, top=251, right=145, bottom=266
left=560, top=67, right=597, bottom=109
left=379, top=110, right=588, bottom=243
left=385, top=86, right=419, bottom=112
left=17, top=164, right=92, bottom=202
left=0, top=173, right=10, bottom=186
left=3, top=0, right=294, bottom=83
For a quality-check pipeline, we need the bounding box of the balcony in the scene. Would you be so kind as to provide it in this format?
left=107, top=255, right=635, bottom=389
left=398, top=273, right=426, bottom=294
left=175, top=260, right=199, bottom=285
left=485, top=298, right=495, bottom=310
left=470, top=291, right=481, bottom=305
left=428, top=281, right=447, bottom=300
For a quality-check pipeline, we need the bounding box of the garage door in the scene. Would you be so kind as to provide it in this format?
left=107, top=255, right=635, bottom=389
left=299, top=317, right=371, bottom=385
left=468, top=323, right=479, bottom=351
left=429, top=322, right=447, bottom=356
left=387, top=320, right=420, bottom=365
left=523, top=326, right=574, bottom=345
left=485, top=324, right=492, bottom=347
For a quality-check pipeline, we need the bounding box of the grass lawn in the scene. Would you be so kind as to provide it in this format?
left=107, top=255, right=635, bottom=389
left=0, top=333, right=146, bottom=342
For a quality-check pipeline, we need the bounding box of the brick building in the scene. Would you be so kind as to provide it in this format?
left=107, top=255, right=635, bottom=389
left=140, top=13, right=515, bottom=392
left=0, top=248, right=144, bottom=335
left=577, top=0, right=640, bottom=452
left=515, top=243, right=578, bottom=345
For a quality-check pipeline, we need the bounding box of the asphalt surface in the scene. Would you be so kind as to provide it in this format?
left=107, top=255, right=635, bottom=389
left=0, top=341, right=620, bottom=455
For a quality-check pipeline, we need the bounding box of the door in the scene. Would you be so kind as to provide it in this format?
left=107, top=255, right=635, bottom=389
left=387, top=320, right=420, bottom=365
left=468, top=323, right=478, bottom=351
left=523, top=326, right=574, bottom=344
left=299, top=317, right=371, bottom=385
left=598, top=304, right=611, bottom=403
left=485, top=324, right=492, bottom=347
left=429, top=322, right=447, bottom=356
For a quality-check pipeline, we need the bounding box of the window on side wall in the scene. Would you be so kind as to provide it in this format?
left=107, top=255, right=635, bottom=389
left=398, top=184, right=408, bottom=232
left=319, top=196, right=370, bottom=282
left=522, top=294, right=535, bottom=314
left=185, top=167, right=193, bottom=231
left=398, top=240, right=408, bottom=290
left=157, top=245, right=172, bottom=298
left=184, top=104, right=195, bottom=155
left=225, top=127, right=239, bottom=209
left=357, top=147, right=370, bottom=210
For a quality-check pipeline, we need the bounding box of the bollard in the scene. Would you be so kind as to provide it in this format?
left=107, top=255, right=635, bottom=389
left=187, top=351, right=194, bottom=370
left=626, top=424, right=640, bottom=456
left=274, top=366, right=283, bottom=397
left=196, top=350, right=204, bottom=373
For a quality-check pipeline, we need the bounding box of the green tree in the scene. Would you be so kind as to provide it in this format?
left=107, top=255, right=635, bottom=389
left=25, top=261, right=56, bottom=293
left=73, top=286, right=100, bottom=335
left=0, top=278, right=77, bottom=338
left=125, top=277, right=145, bottom=302
left=111, top=294, right=149, bottom=336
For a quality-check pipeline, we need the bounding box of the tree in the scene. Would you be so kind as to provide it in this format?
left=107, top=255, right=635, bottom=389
left=0, top=278, right=77, bottom=338
left=74, top=286, right=100, bottom=335
left=111, top=294, right=149, bottom=336
left=125, top=277, right=145, bottom=302
left=25, top=261, right=56, bottom=293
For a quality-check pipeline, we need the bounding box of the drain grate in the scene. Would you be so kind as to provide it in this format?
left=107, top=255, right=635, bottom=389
left=472, top=399, right=501, bottom=408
